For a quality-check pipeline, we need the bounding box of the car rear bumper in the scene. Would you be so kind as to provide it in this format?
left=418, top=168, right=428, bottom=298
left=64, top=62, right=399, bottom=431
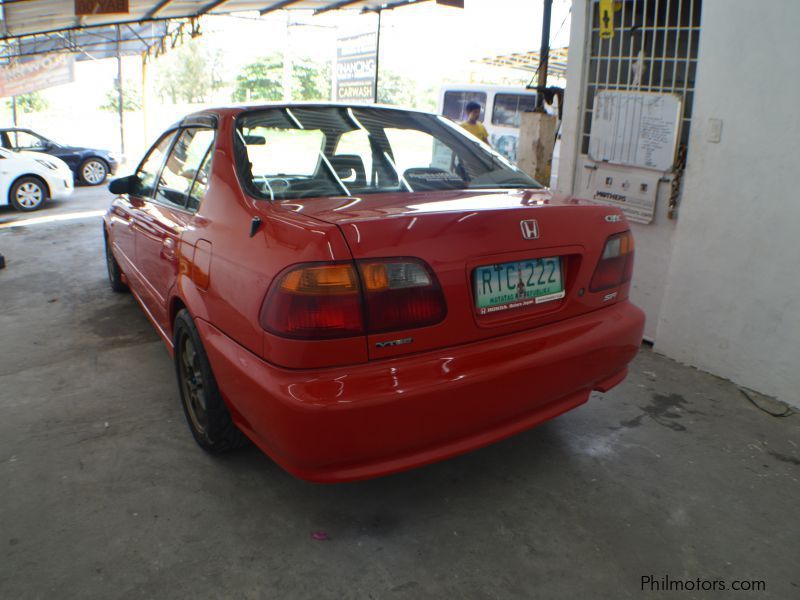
left=197, top=301, right=645, bottom=483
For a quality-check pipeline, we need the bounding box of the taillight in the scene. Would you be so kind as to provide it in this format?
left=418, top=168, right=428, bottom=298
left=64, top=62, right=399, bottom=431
left=260, top=259, right=446, bottom=339
left=590, top=231, right=635, bottom=292
left=358, top=259, right=446, bottom=333
left=260, top=263, right=364, bottom=339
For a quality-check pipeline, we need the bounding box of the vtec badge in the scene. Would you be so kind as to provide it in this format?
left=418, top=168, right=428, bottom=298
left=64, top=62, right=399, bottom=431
left=604, top=214, right=623, bottom=222
left=375, top=337, right=414, bottom=349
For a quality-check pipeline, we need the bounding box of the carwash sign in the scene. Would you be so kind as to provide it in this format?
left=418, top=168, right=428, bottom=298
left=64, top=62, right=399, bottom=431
left=335, top=32, right=377, bottom=102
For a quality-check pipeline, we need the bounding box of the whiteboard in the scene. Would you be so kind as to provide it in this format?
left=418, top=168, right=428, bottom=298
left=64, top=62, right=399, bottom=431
left=588, top=91, right=682, bottom=172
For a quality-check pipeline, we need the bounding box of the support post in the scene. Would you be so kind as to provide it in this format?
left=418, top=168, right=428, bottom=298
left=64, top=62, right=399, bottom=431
left=11, top=96, right=17, bottom=126
left=116, top=25, right=126, bottom=158
left=373, top=9, right=381, bottom=104
left=535, top=0, right=553, bottom=111
left=141, top=53, right=149, bottom=143
left=283, top=11, right=293, bottom=101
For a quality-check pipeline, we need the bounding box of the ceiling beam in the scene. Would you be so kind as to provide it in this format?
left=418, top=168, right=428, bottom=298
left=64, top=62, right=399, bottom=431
left=144, top=0, right=175, bottom=20
left=195, top=0, right=231, bottom=16
left=259, top=0, right=304, bottom=16
left=314, top=0, right=365, bottom=16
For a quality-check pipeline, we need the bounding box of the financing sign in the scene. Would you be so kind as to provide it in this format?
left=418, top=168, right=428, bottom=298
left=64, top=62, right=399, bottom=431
left=0, top=54, right=75, bottom=98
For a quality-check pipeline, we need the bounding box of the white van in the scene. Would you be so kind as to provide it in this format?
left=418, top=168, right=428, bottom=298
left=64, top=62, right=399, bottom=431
left=439, top=84, right=559, bottom=187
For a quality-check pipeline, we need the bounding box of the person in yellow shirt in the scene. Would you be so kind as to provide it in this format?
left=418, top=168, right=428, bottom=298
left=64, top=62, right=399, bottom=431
left=460, top=101, right=491, bottom=146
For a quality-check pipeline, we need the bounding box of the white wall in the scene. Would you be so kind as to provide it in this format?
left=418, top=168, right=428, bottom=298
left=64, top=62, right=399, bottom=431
left=556, top=0, right=677, bottom=340
left=655, top=0, right=800, bottom=406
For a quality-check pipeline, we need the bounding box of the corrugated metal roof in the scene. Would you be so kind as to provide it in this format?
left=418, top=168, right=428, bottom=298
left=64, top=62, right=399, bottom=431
left=0, top=0, right=434, bottom=40
left=476, top=47, right=570, bottom=79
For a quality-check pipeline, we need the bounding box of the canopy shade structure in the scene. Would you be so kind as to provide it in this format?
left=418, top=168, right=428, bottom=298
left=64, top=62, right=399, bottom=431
left=0, top=0, right=460, bottom=41
left=475, top=47, right=569, bottom=81
left=7, top=21, right=177, bottom=62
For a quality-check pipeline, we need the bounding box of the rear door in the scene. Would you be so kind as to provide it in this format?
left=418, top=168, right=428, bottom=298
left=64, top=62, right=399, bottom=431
left=108, top=130, right=177, bottom=282
left=134, top=126, right=216, bottom=332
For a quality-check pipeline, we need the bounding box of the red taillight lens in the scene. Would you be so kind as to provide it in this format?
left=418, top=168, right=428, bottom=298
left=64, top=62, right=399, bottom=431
left=261, top=259, right=446, bottom=339
left=260, top=263, right=364, bottom=339
left=590, top=231, right=635, bottom=292
left=358, top=259, right=447, bottom=333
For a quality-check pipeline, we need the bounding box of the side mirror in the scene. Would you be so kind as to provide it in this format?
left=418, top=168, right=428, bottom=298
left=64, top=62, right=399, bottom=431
left=243, top=134, right=266, bottom=145
left=108, top=174, right=135, bottom=195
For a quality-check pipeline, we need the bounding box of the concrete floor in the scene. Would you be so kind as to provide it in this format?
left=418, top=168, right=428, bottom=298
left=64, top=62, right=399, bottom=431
left=1, top=189, right=798, bottom=599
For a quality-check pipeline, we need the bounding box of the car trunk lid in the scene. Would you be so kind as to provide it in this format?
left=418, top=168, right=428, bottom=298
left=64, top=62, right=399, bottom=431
left=275, top=189, right=632, bottom=360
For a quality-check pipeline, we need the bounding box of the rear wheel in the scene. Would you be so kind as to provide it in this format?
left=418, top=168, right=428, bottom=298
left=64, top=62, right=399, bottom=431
left=80, top=158, right=108, bottom=186
left=104, top=231, right=128, bottom=293
left=173, top=309, right=247, bottom=453
left=9, top=177, right=47, bottom=212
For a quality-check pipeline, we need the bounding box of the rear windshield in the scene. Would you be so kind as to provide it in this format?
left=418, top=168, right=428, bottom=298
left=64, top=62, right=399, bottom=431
left=234, top=106, right=541, bottom=201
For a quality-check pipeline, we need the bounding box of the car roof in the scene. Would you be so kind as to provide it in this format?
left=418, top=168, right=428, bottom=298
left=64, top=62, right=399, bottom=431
left=177, top=102, right=438, bottom=125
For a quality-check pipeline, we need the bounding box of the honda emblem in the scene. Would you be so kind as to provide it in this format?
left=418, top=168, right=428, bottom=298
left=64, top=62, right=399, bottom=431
left=520, top=219, right=539, bottom=240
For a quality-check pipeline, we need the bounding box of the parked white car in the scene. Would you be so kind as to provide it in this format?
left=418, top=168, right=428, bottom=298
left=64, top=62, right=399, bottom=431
left=0, top=147, right=73, bottom=212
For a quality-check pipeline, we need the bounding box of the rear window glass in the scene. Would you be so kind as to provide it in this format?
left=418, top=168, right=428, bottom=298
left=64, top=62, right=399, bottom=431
left=234, top=106, right=541, bottom=202
left=492, top=93, right=538, bottom=127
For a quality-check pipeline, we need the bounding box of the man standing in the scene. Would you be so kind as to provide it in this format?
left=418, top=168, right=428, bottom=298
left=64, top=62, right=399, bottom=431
left=460, top=101, right=491, bottom=146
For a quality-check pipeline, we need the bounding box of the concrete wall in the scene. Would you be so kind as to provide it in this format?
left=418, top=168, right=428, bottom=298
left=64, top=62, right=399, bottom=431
left=556, top=0, right=678, bottom=340
left=655, top=0, right=800, bottom=406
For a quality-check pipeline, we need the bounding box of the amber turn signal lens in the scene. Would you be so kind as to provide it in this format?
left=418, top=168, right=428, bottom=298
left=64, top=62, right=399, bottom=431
left=280, top=264, right=358, bottom=295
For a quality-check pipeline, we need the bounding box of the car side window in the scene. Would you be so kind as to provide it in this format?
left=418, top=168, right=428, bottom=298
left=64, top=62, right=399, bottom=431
left=12, top=131, right=48, bottom=152
left=187, top=149, right=213, bottom=212
left=442, top=91, right=488, bottom=122
left=155, top=127, right=215, bottom=210
left=134, top=131, right=178, bottom=198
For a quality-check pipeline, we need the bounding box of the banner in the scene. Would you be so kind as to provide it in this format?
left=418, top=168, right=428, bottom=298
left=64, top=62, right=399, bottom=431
left=335, top=32, right=377, bottom=102
left=0, top=54, right=75, bottom=98
left=75, top=0, right=129, bottom=16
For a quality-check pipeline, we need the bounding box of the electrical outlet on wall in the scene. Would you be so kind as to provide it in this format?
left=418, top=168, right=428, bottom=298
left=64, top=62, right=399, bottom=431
left=707, top=118, right=723, bottom=143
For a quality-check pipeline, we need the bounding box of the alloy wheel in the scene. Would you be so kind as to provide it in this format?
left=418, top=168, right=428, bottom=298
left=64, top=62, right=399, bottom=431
left=179, top=334, right=209, bottom=435
left=82, top=160, right=107, bottom=185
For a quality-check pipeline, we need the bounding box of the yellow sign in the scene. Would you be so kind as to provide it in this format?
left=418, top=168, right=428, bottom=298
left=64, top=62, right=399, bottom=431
left=599, top=0, right=614, bottom=39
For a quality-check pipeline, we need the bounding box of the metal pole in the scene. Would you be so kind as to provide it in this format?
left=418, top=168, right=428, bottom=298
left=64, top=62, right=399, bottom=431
left=373, top=9, right=381, bottom=104
left=116, top=25, right=125, bottom=158
left=11, top=96, right=17, bottom=126
left=283, top=11, right=293, bottom=101
left=141, top=53, right=148, bottom=143
left=536, top=0, right=553, bottom=111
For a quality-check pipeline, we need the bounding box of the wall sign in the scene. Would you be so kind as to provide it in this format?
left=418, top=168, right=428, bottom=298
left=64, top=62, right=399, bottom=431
left=335, top=32, right=377, bottom=102
left=0, top=54, right=75, bottom=98
left=582, top=163, right=663, bottom=224
left=589, top=90, right=682, bottom=172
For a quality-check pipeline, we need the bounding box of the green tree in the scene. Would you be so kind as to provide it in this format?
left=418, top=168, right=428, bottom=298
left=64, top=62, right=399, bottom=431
left=5, top=91, right=49, bottom=113
left=232, top=55, right=283, bottom=102
left=100, top=84, right=141, bottom=112
left=155, top=40, right=225, bottom=104
left=232, top=55, right=330, bottom=102
left=376, top=71, right=416, bottom=107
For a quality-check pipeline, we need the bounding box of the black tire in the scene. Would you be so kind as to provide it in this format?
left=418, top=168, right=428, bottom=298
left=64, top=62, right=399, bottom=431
left=104, top=231, right=128, bottom=293
left=9, top=176, right=48, bottom=212
left=173, top=309, right=247, bottom=453
left=79, top=157, right=108, bottom=186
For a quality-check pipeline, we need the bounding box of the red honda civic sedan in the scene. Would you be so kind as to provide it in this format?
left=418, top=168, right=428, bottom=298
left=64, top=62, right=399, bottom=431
left=103, top=104, right=644, bottom=482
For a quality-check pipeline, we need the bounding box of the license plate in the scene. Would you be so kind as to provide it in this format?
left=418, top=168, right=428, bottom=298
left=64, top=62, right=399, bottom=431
left=474, top=257, right=565, bottom=314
